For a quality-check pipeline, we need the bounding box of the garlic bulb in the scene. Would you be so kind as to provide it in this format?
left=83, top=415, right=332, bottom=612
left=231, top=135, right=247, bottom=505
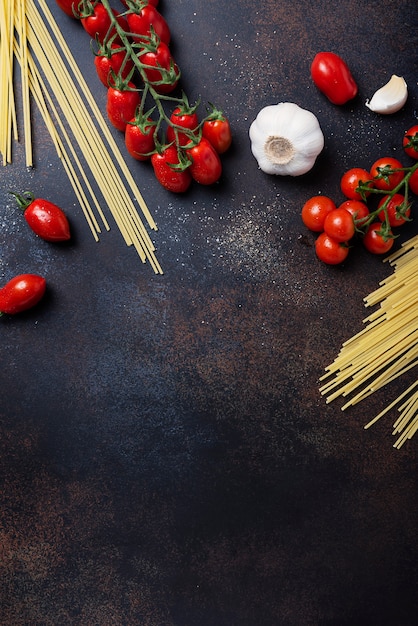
left=365, top=75, right=408, bottom=114
left=249, top=102, right=324, bottom=176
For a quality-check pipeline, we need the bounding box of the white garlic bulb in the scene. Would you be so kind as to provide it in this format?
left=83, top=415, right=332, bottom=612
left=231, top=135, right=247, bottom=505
left=249, top=102, right=324, bottom=176
left=365, top=75, right=408, bottom=114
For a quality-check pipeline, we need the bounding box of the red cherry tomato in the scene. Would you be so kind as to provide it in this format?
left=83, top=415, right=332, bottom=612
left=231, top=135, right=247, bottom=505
left=186, top=137, right=222, bottom=185
left=151, top=145, right=192, bottom=193
left=202, top=111, right=232, bottom=154
left=409, top=168, right=418, bottom=195
left=166, top=105, right=199, bottom=148
left=81, top=4, right=128, bottom=43
left=370, top=157, right=404, bottom=191
left=315, top=232, right=349, bottom=265
left=139, top=41, right=180, bottom=95
left=125, top=116, right=156, bottom=161
left=310, top=52, right=358, bottom=105
left=94, top=43, right=135, bottom=87
left=377, top=193, right=411, bottom=228
left=338, top=200, right=369, bottom=227
left=323, top=208, right=355, bottom=242
left=106, top=82, right=141, bottom=132
left=363, top=223, right=394, bottom=254
left=0, top=274, right=46, bottom=315
left=341, top=167, right=374, bottom=200
left=127, top=5, right=171, bottom=45
left=301, top=196, right=336, bottom=232
left=11, top=191, right=71, bottom=241
left=403, top=125, right=418, bottom=160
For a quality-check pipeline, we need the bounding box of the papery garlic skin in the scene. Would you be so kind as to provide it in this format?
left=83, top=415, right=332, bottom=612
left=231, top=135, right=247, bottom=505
left=249, top=102, right=324, bottom=176
left=365, top=75, right=408, bottom=114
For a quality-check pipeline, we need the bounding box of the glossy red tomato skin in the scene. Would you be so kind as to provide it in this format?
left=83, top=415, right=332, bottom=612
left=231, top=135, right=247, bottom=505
left=24, top=198, right=71, bottom=241
left=409, top=169, right=418, bottom=195
left=363, top=223, right=394, bottom=254
left=81, top=5, right=129, bottom=43
left=94, top=44, right=135, bottom=87
left=166, top=108, right=199, bottom=148
left=151, top=146, right=192, bottom=193
left=338, top=200, right=369, bottom=226
left=377, top=194, right=410, bottom=227
left=106, top=82, right=141, bottom=131
left=202, top=118, right=232, bottom=154
left=315, top=232, right=349, bottom=265
left=310, top=52, right=358, bottom=105
left=186, top=138, right=222, bottom=185
left=341, top=167, right=374, bottom=200
left=403, top=125, right=418, bottom=160
left=370, top=157, right=404, bottom=191
left=55, top=0, right=79, bottom=17
left=125, top=118, right=156, bottom=160
left=0, top=274, right=46, bottom=315
left=301, top=196, right=336, bottom=232
left=139, top=43, right=179, bottom=94
left=127, top=5, right=171, bottom=45
left=323, top=208, right=355, bottom=242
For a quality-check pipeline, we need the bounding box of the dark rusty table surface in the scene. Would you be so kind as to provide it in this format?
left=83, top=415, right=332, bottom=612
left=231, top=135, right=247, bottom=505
left=1, top=1, right=418, bottom=624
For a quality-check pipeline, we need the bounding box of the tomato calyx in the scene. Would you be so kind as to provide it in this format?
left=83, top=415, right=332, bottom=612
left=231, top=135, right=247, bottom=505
left=9, top=190, right=36, bottom=211
left=153, top=137, right=192, bottom=172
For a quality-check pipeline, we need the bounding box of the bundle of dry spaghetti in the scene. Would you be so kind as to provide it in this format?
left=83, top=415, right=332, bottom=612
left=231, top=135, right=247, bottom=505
left=320, top=234, right=418, bottom=448
left=1, top=0, right=162, bottom=273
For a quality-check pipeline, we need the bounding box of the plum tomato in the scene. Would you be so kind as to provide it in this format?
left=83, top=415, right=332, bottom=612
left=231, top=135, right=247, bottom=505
left=341, top=167, right=374, bottom=200
left=370, top=157, right=404, bottom=191
left=363, top=222, right=394, bottom=255
left=138, top=41, right=180, bottom=94
left=125, top=115, right=156, bottom=160
left=185, top=137, right=222, bottom=185
left=409, top=168, right=418, bottom=195
left=301, top=195, right=336, bottom=232
left=315, top=232, right=349, bottom=265
left=0, top=274, right=46, bottom=315
left=166, top=106, right=199, bottom=148
left=403, top=125, right=418, bottom=160
left=377, top=193, right=411, bottom=228
left=11, top=191, right=71, bottom=242
left=106, top=82, right=141, bottom=132
left=338, top=200, right=369, bottom=227
left=94, top=44, right=135, bottom=87
left=202, top=114, right=232, bottom=154
left=151, top=145, right=192, bottom=193
left=323, top=208, right=355, bottom=242
left=310, top=52, right=358, bottom=105
left=81, top=4, right=128, bottom=43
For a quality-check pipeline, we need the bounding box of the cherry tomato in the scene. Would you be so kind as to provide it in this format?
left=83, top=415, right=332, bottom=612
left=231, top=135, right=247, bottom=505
left=409, top=168, right=418, bottom=195
left=151, top=145, right=192, bottom=193
left=301, top=195, right=336, bottom=232
left=81, top=4, right=128, bottom=43
left=125, top=116, right=156, bottom=160
left=11, top=191, right=71, bottom=241
left=338, top=200, right=369, bottom=227
left=94, top=43, right=135, bottom=87
left=55, top=0, right=79, bottom=17
left=0, top=274, right=46, bottom=315
left=315, top=232, right=349, bottom=265
left=139, top=41, right=180, bottom=94
left=341, top=167, right=374, bottom=200
left=377, top=193, right=411, bottom=228
left=106, top=82, right=141, bottom=131
left=127, top=5, right=171, bottom=45
left=166, top=105, right=199, bottom=148
left=403, top=125, right=418, bottom=160
left=363, top=223, right=394, bottom=254
left=323, top=208, right=355, bottom=242
left=186, top=137, right=222, bottom=185
left=310, top=52, right=358, bottom=105
left=202, top=109, right=232, bottom=154
left=370, top=157, right=404, bottom=191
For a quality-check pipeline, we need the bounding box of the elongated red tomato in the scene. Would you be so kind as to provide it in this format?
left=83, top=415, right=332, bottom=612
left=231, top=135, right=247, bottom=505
left=139, top=41, right=180, bottom=94
left=125, top=116, right=156, bottom=160
left=186, top=137, right=222, bottom=185
left=311, top=52, right=358, bottom=105
left=0, top=274, right=46, bottom=315
left=202, top=116, right=232, bottom=154
left=94, top=43, right=135, bottom=87
left=151, top=146, right=192, bottom=193
left=81, top=4, right=128, bottom=43
left=127, top=5, right=171, bottom=45
left=11, top=191, right=71, bottom=241
left=166, top=106, right=199, bottom=147
left=106, top=82, right=141, bottom=131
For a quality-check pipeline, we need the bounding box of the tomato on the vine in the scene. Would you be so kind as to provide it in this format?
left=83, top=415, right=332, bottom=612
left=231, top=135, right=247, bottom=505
left=186, top=137, right=222, bottom=185
left=11, top=191, right=71, bottom=242
left=125, top=115, right=156, bottom=161
left=202, top=110, right=232, bottom=154
left=138, top=41, right=180, bottom=94
left=403, top=125, right=418, bottom=160
left=315, top=232, right=349, bottom=265
left=166, top=106, right=199, bottom=148
left=80, top=4, right=128, bottom=43
left=106, top=82, right=141, bottom=131
left=338, top=200, right=369, bottom=226
left=0, top=274, right=47, bottom=315
left=409, top=168, right=418, bottom=195
left=94, top=43, right=135, bottom=87
left=377, top=193, right=411, bottom=228
left=127, top=4, right=171, bottom=45
left=323, top=208, right=355, bottom=242
left=370, top=157, right=404, bottom=191
left=301, top=196, right=336, bottom=232
left=151, top=145, right=192, bottom=193
left=341, top=167, right=374, bottom=200
left=310, top=52, right=358, bottom=105
left=363, top=223, right=394, bottom=254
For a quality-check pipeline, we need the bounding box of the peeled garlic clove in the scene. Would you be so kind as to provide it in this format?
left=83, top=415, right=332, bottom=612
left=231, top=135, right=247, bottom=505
left=365, top=75, right=408, bottom=114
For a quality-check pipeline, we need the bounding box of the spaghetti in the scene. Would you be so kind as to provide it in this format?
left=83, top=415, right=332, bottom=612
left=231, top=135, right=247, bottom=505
left=320, top=235, right=418, bottom=448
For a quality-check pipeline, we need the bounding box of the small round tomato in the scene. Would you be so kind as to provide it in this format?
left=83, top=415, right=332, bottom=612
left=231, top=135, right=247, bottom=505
left=310, top=52, right=358, bottom=105
left=0, top=274, right=46, bottom=315
left=106, top=82, right=141, bottom=132
left=377, top=193, right=411, bottom=228
left=315, top=232, right=349, bottom=265
left=370, top=157, right=404, bottom=191
left=166, top=105, right=199, bottom=148
left=301, top=195, right=336, bottom=232
left=403, top=125, right=418, bottom=160
left=186, top=137, right=222, bottom=185
left=151, top=145, right=192, bottom=193
left=323, top=208, right=355, bottom=242
left=202, top=111, right=232, bottom=154
left=409, top=168, right=418, bottom=195
left=363, top=222, right=394, bottom=254
left=338, top=200, right=369, bottom=227
left=341, top=167, right=374, bottom=200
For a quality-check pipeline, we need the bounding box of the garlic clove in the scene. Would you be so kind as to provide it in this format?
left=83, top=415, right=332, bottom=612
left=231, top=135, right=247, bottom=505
left=365, top=75, right=408, bottom=114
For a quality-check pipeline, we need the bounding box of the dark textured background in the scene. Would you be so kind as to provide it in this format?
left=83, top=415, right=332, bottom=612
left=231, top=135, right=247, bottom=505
left=1, top=1, right=418, bottom=624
